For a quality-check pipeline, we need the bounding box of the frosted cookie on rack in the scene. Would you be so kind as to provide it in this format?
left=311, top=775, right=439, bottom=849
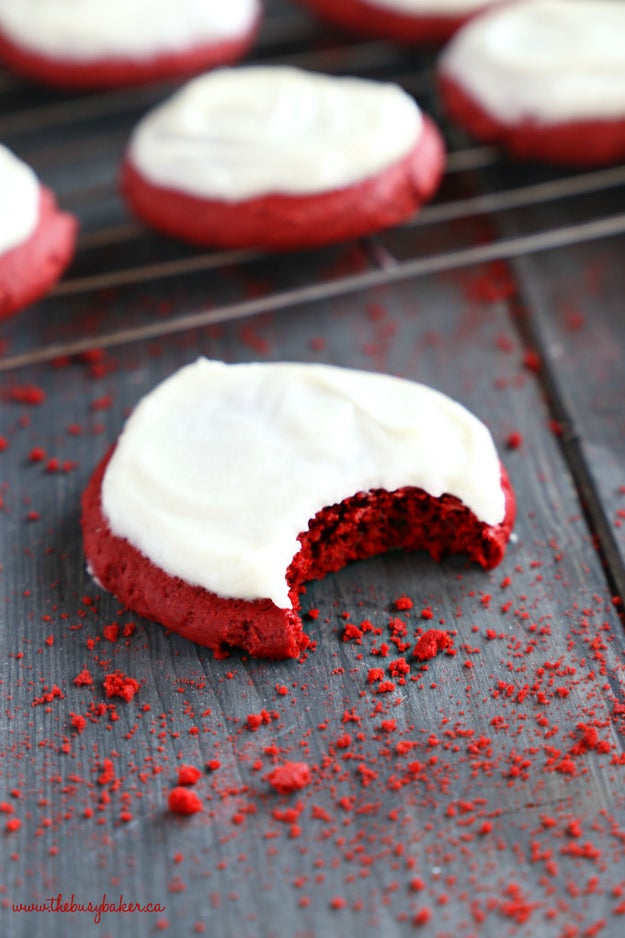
left=0, top=0, right=261, bottom=89
left=298, top=0, right=501, bottom=44
left=0, top=145, right=76, bottom=320
left=81, top=359, right=516, bottom=659
left=121, top=65, right=445, bottom=250
left=439, top=0, right=625, bottom=165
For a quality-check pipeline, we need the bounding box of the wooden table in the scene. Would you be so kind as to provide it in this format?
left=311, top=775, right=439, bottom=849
left=2, top=3, right=625, bottom=936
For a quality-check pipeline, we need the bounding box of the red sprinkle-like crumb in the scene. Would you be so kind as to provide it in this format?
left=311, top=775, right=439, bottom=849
left=266, top=762, right=312, bottom=795
left=70, top=712, right=86, bottom=733
left=73, top=668, right=93, bottom=687
left=97, top=758, right=115, bottom=785
left=29, top=446, right=46, bottom=463
left=246, top=709, right=273, bottom=731
left=103, top=622, right=120, bottom=642
left=7, top=384, right=46, bottom=405
left=506, top=431, right=523, bottom=450
left=413, top=629, right=452, bottom=661
left=168, top=787, right=203, bottom=816
left=394, top=595, right=414, bottom=611
left=177, top=765, right=202, bottom=786
left=91, top=394, right=113, bottom=411
left=523, top=350, right=541, bottom=372
left=103, top=670, right=140, bottom=702
left=32, top=684, right=64, bottom=707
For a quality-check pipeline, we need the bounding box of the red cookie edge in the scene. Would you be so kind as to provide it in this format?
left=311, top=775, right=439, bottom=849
left=0, top=16, right=260, bottom=90
left=439, top=71, right=625, bottom=166
left=298, top=0, right=491, bottom=43
left=0, top=186, right=77, bottom=320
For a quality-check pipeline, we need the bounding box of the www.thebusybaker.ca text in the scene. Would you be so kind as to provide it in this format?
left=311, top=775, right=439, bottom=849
left=12, top=893, right=166, bottom=924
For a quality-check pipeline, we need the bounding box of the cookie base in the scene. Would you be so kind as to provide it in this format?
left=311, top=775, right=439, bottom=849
left=0, top=187, right=77, bottom=320
left=121, top=114, right=445, bottom=250
left=81, top=447, right=516, bottom=659
left=439, top=72, right=625, bottom=166
left=299, top=0, right=488, bottom=43
left=0, top=20, right=259, bottom=90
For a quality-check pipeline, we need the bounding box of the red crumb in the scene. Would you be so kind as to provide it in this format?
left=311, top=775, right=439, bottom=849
left=266, top=762, right=312, bottom=795
left=413, top=908, right=432, bottom=926
left=73, top=668, right=93, bottom=687
left=246, top=709, right=272, bottom=731
left=177, top=765, right=202, bottom=786
left=523, top=350, right=541, bottom=372
left=103, top=671, right=140, bottom=702
left=7, top=384, right=46, bottom=405
left=91, top=394, right=113, bottom=411
left=103, top=622, right=120, bottom=642
left=394, top=595, right=413, bottom=611
left=168, top=787, right=203, bottom=816
left=413, top=629, right=452, bottom=661
left=32, top=684, right=64, bottom=707
left=506, top=431, right=523, bottom=450
left=29, top=446, right=46, bottom=463
left=97, top=758, right=115, bottom=785
left=70, top=713, right=86, bottom=733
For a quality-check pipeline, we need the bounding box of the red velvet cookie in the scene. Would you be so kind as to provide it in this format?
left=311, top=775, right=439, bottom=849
left=298, top=0, right=499, bottom=44
left=81, top=360, right=516, bottom=659
left=0, top=0, right=261, bottom=90
left=122, top=66, right=445, bottom=250
left=0, top=146, right=76, bottom=320
left=439, top=0, right=625, bottom=166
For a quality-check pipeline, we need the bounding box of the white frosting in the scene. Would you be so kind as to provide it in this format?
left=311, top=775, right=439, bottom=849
left=440, top=0, right=625, bottom=124
left=356, top=0, right=495, bottom=14
left=0, top=0, right=260, bottom=61
left=128, top=66, right=423, bottom=200
left=102, top=359, right=506, bottom=609
left=0, top=144, right=40, bottom=256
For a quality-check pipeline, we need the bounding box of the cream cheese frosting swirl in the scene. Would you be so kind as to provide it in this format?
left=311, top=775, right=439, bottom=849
left=440, top=0, right=625, bottom=124
left=127, top=66, right=424, bottom=200
left=0, top=144, right=39, bottom=255
left=0, top=0, right=260, bottom=61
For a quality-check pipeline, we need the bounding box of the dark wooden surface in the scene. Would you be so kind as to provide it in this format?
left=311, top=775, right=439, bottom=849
left=2, top=3, right=625, bottom=936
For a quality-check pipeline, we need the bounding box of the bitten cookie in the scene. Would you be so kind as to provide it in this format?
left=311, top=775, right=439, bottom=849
left=82, top=359, right=516, bottom=659
left=0, top=0, right=260, bottom=89
left=439, top=0, right=625, bottom=165
left=299, top=0, right=500, bottom=44
left=121, top=66, right=445, bottom=250
left=0, top=144, right=76, bottom=320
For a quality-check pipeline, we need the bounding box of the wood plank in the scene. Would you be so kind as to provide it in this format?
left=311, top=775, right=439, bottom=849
left=492, top=178, right=625, bottom=587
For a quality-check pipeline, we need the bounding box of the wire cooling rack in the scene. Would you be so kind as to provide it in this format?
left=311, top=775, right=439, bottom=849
left=1, top=0, right=625, bottom=372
